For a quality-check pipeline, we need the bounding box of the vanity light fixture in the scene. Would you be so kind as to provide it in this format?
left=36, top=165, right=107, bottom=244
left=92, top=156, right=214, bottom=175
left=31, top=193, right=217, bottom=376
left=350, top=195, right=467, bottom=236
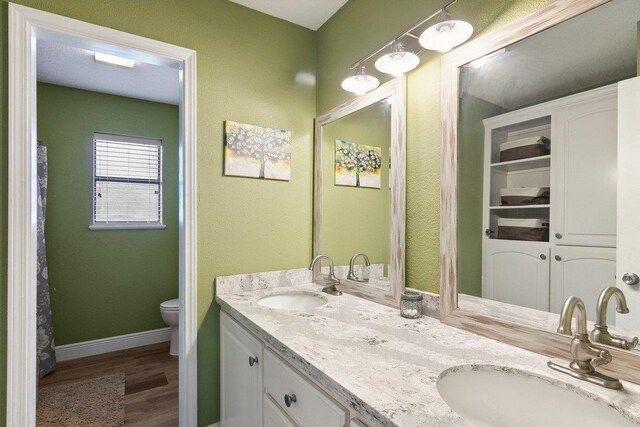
left=418, top=8, right=473, bottom=53
left=374, top=41, right=420, bottom=77
left=94, top=52, right=135, bottom=68
left=341, top=65, right=380, bottom=96
left=341, top=0, right=472, bottom=95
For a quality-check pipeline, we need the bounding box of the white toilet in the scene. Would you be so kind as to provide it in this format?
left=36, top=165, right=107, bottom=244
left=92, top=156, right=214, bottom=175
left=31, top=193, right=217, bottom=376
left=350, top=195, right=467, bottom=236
left=160, top=299, right=179, bottom=356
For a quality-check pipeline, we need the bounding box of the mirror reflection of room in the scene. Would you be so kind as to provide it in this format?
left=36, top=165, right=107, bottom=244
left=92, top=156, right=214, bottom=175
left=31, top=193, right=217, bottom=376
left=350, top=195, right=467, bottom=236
left=320, top=99, right=392, bottom=288
left=458, top=0, right=639, bottom=337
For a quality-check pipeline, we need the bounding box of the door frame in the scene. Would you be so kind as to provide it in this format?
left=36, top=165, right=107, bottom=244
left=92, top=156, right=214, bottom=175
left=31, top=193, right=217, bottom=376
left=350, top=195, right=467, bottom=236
left=7, top=4, right=198, bottom=426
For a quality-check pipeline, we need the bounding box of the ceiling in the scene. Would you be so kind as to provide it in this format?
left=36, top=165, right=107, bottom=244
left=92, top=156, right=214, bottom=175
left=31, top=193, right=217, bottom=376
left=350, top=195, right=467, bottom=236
left=37, top=39, right=180, bottom=105
left=461, top=0, right=640, bottom=111
left=228, top=0, right=348, bottom=30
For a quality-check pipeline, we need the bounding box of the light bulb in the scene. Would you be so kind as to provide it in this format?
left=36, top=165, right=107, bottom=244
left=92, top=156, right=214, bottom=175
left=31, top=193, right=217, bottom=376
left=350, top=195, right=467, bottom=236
left=419, top=10, right=473, bottom=53
left=374, top=42, right=420, bottom=76
left=341, top=66, right=380, bottom=95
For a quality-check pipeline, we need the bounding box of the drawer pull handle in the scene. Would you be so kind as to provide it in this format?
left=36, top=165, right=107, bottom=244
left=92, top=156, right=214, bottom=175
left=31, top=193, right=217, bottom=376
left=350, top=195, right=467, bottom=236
left=540, top=254, right=546, bottom=260
left=555, top=233, right=563, bottom=239
left=284, top=393, right=297, bottom=407
left=248, top=356, right=258, bottom=367
left=555, top=255, right=562, bottom=262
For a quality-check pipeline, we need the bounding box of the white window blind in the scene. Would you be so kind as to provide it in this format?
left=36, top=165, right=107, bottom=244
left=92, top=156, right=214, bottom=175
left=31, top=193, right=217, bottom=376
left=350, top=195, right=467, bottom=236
left=92, top=133, right=163, bottom=228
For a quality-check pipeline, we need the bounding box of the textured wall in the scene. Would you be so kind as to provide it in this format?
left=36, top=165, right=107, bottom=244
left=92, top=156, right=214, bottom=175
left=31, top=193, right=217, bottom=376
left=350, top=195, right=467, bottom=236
left=1, top=0, right=316, bottom=425
left=457, top=94, right=506, bottom=297
left=316, top=0, right=554, bottom=293
left=37, top=83, right=179, bottom=345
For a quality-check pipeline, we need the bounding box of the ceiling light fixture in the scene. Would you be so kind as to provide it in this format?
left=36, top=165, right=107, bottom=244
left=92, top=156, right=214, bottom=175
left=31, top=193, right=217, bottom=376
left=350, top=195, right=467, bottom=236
left=342, top=0, right=472, bottom=95
left=94, top=52, right=135, bottom=68
left=374, top=41, right=420, bottom=77
left=418, top=8, right=473, bottom=53
left=341, top=65, right=380, bottom=96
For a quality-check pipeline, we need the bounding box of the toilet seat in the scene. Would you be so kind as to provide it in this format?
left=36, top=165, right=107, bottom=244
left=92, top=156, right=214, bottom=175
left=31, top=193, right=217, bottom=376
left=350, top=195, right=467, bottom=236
left=160, top=298, right=179, bottom=311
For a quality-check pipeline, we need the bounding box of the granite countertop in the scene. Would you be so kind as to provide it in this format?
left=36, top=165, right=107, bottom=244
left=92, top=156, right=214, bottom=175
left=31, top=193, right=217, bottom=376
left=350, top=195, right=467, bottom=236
left=216, top=282, right=640, bottom=426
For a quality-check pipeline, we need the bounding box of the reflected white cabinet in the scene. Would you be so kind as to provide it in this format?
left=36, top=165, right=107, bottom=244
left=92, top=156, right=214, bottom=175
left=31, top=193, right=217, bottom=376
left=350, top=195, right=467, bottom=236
left=221, top=312, right=349, bottom=427
left=552, top=90, right=617, bottom=247
left=482, top=240, right=550, bottom=311
left=550, top=240, right=617, bottom=323
left=220, top=312, right=263, bottom=427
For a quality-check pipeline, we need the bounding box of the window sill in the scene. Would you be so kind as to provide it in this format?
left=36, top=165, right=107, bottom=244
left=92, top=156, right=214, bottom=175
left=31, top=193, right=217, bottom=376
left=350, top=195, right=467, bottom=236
left=89, top=223, right=166, bottom=231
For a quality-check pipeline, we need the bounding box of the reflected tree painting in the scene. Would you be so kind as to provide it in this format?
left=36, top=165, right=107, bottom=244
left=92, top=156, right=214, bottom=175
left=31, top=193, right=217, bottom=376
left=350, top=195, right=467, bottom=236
left=335, top=140, right=382, bottom=188
left=224, top=121, right=292, bottom=181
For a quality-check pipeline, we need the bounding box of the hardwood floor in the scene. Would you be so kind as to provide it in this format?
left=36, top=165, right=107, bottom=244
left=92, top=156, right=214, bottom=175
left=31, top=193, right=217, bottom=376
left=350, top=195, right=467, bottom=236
left=39, top=342, right=179, bottom=426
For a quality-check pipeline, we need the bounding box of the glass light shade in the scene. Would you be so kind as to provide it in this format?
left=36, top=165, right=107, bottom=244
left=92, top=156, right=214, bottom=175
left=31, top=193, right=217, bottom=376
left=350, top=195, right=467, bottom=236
left=341, top=66, right=380, bottom=95
left=419, top=19, right=473, bottom=53
left=374, top=43, right=420, bottom=76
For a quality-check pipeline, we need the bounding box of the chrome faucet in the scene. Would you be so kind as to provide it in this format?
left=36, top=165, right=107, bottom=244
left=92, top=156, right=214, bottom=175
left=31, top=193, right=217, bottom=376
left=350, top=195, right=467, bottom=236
left=548, top=296, right=622, bottom=390
left=590, top=287, right=638, bottom=350
left=308, top=255, right=342, bottom=296
left=347, top=252, right=371, bottom=282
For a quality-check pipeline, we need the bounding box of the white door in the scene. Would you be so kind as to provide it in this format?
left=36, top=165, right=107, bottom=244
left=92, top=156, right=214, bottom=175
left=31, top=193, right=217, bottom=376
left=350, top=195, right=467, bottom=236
left=549, top=246, right=616, bottom=323
left=221, top=312, right=263, bottom=427
left=552, top=89, right=618, bottom=247
left=616, top=77, right=640, bottom=330
left=264, top=395, right=298, bottom=427
left=483, top=240, right=550, bottom=310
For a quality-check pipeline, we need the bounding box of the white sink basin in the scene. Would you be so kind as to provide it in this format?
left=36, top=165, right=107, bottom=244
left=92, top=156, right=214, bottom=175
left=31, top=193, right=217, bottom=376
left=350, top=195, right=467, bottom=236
left=257, top=291, right=327, bottom=311
left=437, top=365, right=635, bottom=427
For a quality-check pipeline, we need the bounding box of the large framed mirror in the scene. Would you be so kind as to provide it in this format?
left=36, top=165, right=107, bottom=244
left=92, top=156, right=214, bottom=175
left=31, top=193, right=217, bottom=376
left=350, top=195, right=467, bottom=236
left=314, top=77, right=406, bottom=307
left=441, top=0, right=640, bottom=383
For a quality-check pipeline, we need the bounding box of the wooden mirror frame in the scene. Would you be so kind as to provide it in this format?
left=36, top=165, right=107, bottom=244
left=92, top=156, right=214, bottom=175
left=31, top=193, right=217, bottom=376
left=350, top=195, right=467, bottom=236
left=314, top=76, right=406, bottom=307
left=439, top=0, right=640, bottom=384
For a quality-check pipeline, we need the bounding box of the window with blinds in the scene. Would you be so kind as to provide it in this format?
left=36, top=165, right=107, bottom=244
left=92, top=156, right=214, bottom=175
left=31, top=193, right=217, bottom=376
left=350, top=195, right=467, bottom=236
left=92, top=133, right=164, bottom=228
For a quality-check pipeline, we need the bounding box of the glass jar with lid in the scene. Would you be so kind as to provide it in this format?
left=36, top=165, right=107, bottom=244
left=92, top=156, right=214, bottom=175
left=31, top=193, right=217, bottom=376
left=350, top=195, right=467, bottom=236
left=400, top=290, right=423, bottom=319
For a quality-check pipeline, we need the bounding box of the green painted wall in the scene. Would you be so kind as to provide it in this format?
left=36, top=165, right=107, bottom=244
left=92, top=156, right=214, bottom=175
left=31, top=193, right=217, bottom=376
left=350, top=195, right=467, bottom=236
left=317, top=0, right=554, bottom=293
left=37, top=83, right=179, bottom=345
left=1, top=0, right=315, bottom=425
left=321, top=101, right=390, bottom=268
left=457, top=94, right=506, bottom=297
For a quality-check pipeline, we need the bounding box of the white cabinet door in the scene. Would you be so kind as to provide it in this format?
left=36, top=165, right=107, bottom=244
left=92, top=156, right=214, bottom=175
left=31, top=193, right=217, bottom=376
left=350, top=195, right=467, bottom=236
left=264, top=395, right=297, bottom=427
left=549, top=246, right=616, bottom=323
left=616, top=77, right=640, bottom=329
left=552, top=90, right=617, bottom=247
left=221, top=312, right=263, bottom=427
left=483, top=240, right=550, bottom=311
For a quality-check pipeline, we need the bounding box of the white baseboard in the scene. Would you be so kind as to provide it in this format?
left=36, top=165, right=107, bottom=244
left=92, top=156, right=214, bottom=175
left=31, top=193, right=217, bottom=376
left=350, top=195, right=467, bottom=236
left=55, top=327, right=172, bottom=362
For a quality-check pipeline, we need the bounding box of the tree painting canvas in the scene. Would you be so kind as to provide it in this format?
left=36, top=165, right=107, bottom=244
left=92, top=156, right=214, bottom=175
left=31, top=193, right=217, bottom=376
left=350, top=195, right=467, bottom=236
left=224, top=121, right=292, bottom=181
left=335, top=140, right=382, bottom=188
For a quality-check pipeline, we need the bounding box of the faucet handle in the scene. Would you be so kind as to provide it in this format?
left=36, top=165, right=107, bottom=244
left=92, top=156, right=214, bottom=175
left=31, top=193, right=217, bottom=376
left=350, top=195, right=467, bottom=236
left=590, top=347, right=612, bottom=368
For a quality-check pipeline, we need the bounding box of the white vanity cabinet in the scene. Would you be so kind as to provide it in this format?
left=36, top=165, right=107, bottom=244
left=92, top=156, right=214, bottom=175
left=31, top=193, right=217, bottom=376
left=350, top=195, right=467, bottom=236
left=482, top=240, right=550, bottom=311
left=549, top=246, right=616, bottom=322
left=481, top=85, right=618, bottom=313
left=220, top=311, right=263, bottom=427
left=221, top=311, right=351, bottom=427
left=552, top=90, right=617, bottom=247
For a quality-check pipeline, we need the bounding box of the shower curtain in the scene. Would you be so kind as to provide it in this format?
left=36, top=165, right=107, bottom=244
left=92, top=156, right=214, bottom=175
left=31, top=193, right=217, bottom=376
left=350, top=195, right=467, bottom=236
left=37, top=142, right=56, bottom=377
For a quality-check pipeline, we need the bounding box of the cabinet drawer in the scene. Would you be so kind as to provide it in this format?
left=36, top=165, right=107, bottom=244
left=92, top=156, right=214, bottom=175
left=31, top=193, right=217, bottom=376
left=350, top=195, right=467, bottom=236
left=264, top=394, right=298, bottom=427
left=264, top=348, right=347, bottom=427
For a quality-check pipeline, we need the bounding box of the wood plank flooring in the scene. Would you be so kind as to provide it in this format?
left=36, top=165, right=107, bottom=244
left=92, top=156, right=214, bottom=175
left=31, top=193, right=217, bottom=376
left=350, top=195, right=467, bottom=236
left=39, top=342, right=178, bottom=426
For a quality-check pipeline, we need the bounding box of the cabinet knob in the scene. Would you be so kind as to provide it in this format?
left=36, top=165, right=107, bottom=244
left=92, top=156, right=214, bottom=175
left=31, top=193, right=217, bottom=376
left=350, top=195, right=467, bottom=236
left=540, top=254, right=547, bottom=260
left=622, top=273, right=640, bottom=286
left=555, top=255, right=562, bottom=261
left=248, top=356, right=258, bottom=367
left=284, top=393, right=297, bottom=407
left=555, top=233, right=563, bottom=239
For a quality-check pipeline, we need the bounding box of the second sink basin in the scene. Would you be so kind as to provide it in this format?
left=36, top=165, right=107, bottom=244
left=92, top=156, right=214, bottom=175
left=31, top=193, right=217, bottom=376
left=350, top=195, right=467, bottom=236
left=437, top=365, right=635, bottom=427
left=257, top=291, right=327, bottom=311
